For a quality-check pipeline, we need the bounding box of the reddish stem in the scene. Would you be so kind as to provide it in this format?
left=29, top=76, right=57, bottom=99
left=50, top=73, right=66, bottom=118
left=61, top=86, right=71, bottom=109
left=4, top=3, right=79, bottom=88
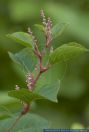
left=21, top=103, right=30, bottom=115
left=7, top=114, right=22, bottom=132
left=7, top=103, right=29, bottom=132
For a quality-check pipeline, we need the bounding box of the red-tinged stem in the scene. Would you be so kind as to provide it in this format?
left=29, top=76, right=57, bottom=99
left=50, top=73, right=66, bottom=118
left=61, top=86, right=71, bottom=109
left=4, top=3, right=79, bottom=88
left=8, top=10, right=52, bottom=132
left=7, top=103, right=29, bottom=132
left=32, top=66, right=49, bottom=89
left=33, top=37, right=50, bottom=89
left=21, top=103, right=30, bottom=115
left=33, top=72, right=41, bottom=85
left=7, top=114, right=22, bottom=132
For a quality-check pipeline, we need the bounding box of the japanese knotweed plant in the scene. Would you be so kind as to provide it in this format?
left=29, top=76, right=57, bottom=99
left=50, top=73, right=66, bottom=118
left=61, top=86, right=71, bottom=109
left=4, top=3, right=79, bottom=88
left=1, top=10, right=88, bottom=132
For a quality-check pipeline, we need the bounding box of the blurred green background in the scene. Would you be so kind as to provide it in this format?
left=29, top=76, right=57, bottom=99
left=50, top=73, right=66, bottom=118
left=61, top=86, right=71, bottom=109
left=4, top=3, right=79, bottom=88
left=1, top=0, right=89, bottom=129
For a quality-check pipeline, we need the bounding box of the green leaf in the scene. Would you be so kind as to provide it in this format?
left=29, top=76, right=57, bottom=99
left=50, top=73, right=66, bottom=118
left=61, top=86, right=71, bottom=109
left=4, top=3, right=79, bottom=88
left=8, top=89, right=44, bottom=104
left=0, top=113, right=11, bottom=120
left=8, top=81, right=60, bottom=103
left=49, top=42, right=88, bottom=65
left=0, top=106, right=12, bottom=120
left=0, top=113, right=49, bottom=132
left=35, top=81, right=60, bottom=102
left=51, top=23, right=67, bottom=40
left=7, top=32, right=34, bottom=48
left=34, top=24, right=44, bottom=32
left=8, top=48, right=37, bottom=72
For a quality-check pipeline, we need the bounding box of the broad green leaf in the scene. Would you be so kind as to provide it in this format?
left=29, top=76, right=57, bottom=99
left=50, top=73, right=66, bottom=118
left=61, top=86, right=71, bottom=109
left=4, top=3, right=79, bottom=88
left=0, top=113, right=49, bottom=132
left=35, top=81, right=60, bottom=102
left=34, top=24, right=44, bottom=32
left=8, top=89, right=44, bottom=104
left=8, top=80, right=60, bottom=103
left=8, top=48, right=37, bottom=72
left=49, top=42, right=88, bottom=65
left=0, top=112, right=11, bottom=120
left=51, top=23, right=67, bottom=40
left=7, top=32, right=34, bottom=48
left=0, top=106, right=12, bottom=120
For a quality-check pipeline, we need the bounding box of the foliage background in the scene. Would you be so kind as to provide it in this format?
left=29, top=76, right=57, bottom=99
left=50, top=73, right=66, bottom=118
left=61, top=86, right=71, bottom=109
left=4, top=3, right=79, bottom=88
left=0, top=0, right=89, bottom=129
